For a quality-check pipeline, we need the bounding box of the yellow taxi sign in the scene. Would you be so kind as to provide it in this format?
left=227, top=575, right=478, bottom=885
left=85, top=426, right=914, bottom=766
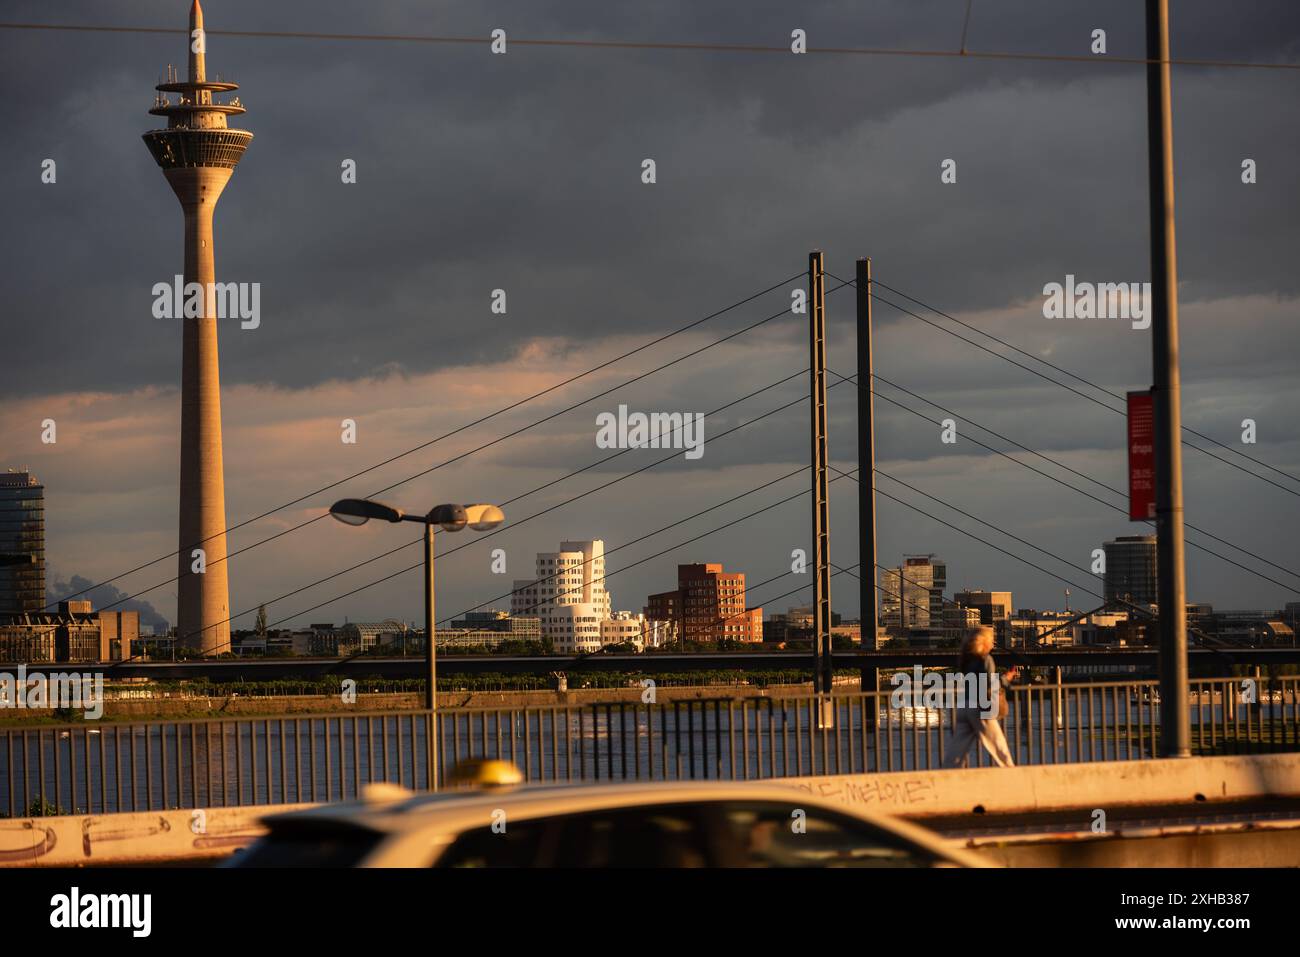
left=449, top=759, right=524, bottom=790
left=361, top=781, right=413, bottom=805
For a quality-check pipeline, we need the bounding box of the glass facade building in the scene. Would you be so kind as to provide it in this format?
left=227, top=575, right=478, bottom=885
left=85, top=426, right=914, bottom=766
left=1103, top=535, right=1158, bottom=608
left=0, top=471, right=45, bottom=617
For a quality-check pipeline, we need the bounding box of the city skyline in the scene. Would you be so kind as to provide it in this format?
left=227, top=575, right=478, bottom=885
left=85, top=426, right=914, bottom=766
left=1, top=2, right=1299, bottom=897
left=2, top=0, right=1298, bottom=633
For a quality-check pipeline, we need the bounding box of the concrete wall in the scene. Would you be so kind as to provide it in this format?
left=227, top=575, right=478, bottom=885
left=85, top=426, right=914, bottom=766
left=773, top=753, right=1300, bottom=818
left=8, top=753, right=1298, bottom=867
left=968, top=822, right=1300, bottom=867
left=0, top=803, right=314, bottom=867
left=778, top=754, right=1300, bottom=866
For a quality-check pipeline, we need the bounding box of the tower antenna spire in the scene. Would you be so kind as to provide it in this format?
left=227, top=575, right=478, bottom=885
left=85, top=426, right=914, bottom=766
left=189, top=0, right=206, bottom=83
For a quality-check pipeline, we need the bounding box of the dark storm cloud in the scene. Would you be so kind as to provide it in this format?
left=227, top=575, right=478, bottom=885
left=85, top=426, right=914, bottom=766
left=47, top=574, right=170, bottom=633
left=1, top=1, right=1297, bottom=618
left=3, top=0, right=1298, bottom=396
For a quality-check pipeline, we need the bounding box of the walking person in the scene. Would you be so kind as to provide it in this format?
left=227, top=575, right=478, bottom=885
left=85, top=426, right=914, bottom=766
left=941, top=625, right=1018, bottom=768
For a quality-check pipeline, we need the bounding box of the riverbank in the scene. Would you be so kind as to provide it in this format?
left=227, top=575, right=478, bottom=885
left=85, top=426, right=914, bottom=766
left=0, top=681, right=837, bottom=725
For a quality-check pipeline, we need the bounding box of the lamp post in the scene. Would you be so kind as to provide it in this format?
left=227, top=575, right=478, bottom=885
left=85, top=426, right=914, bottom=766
left=329, top=497, right=504, bottom=790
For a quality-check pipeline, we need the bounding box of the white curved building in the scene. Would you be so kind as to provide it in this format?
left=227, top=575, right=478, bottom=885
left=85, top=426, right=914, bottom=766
left=511, top=540, right=633, bottom=653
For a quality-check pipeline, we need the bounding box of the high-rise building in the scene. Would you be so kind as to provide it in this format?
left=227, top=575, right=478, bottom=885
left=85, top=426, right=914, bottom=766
left=954, top=589, right=1013, bottom=643
left=880, top=555, right=947, bottom=632
left=143, top=1, right=252, bottom=655
left=646, top=563, right=763, bottom=643
left=1104, top=535, right=1158, bottom=608
left=0, top=470, right=44, bottom=617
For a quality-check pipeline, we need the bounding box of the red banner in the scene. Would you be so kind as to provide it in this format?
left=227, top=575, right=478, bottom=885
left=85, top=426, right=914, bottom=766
left=1127, top=390, right=1155, bottom=520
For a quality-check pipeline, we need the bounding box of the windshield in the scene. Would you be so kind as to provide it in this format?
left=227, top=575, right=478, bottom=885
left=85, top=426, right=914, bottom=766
left=230, top=821, right=385, bottom=867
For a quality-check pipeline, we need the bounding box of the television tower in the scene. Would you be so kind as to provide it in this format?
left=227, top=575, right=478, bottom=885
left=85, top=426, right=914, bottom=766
left=143, top=1, right=251, bottom=654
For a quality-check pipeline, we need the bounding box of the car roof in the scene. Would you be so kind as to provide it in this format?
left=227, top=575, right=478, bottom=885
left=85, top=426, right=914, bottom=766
left=265, top=780, right=862, bottom=828
left=259, top=779, right=991, bottom=866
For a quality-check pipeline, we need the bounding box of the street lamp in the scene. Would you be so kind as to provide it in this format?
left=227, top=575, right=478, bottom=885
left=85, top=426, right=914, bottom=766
left=329, top=497, right=504, bottom=790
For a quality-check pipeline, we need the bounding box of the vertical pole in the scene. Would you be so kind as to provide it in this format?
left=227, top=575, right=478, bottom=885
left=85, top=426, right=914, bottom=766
left=808, top=251, right=833, bottom=719
left=424, top=523, right=439, bottom=789
left=1146, top=0, right=1190, bottom=758
left=1053, top=665, right=1064, bottom=730
left=856, top=258, right=880, bottom=713
left=855, top=256, right=881, bottom=683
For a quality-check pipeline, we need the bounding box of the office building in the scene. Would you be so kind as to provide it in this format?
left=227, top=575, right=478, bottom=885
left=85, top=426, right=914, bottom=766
left=442, top=610, right=543, bottom=648
left=600, top=611, right=650, bottom=650
left=953, top=589, right=1013, bottom=644
left=645, top=563, right=763, bottom=643
left=1200, top=609, right=1296, bottom=645
left=0, top=601, right=137, bottom=662
left=941, top=605, right=982, bottom=635
left=644, top=589, right=680, bottom=626
left=449, top=610, right=542, bottom=640
left=0, top=615, right=57, bottom=661
left=310, top=620, right=408, bottom=656
left=1009, top=609, right=1133, bottom=647
left=640, top=618, right=678, bottom=648
left=0, top=470, right=44, bottom=617
left=765, top=606, right=814, bottom=643
left=880, top=555, right=947, bottom=632
left=764, top=605, right=845, bottom=643
left=1103, top=535, right=1158, bottom=608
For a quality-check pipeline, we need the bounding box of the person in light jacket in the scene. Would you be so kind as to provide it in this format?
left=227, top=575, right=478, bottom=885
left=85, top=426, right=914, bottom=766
left=941, top=625, right=1017, bottom=768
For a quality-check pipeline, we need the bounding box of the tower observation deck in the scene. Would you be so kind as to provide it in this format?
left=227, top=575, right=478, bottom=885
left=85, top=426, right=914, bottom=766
left=143, top=4, right=251, bottom=170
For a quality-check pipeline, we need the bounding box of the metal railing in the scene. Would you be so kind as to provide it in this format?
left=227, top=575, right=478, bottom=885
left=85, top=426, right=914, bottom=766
left=2, top=676, right=1297, bottom=818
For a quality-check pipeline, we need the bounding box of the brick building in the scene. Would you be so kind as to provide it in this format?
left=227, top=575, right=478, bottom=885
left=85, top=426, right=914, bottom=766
left=645, top=563, right=762, bottom=643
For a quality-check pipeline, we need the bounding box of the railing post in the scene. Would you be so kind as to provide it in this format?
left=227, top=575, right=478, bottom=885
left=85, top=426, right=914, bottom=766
left=426, top=711, right=437, bottom=791
left=1052, top=665, right=1064, bottom=734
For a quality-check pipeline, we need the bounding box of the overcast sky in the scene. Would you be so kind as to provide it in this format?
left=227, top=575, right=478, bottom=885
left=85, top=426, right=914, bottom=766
left=2, top=1, right=1298, bottom=633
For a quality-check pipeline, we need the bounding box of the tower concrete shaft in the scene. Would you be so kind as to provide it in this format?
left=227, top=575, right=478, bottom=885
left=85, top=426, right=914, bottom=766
left=143, top=1, right=251, bottom=655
